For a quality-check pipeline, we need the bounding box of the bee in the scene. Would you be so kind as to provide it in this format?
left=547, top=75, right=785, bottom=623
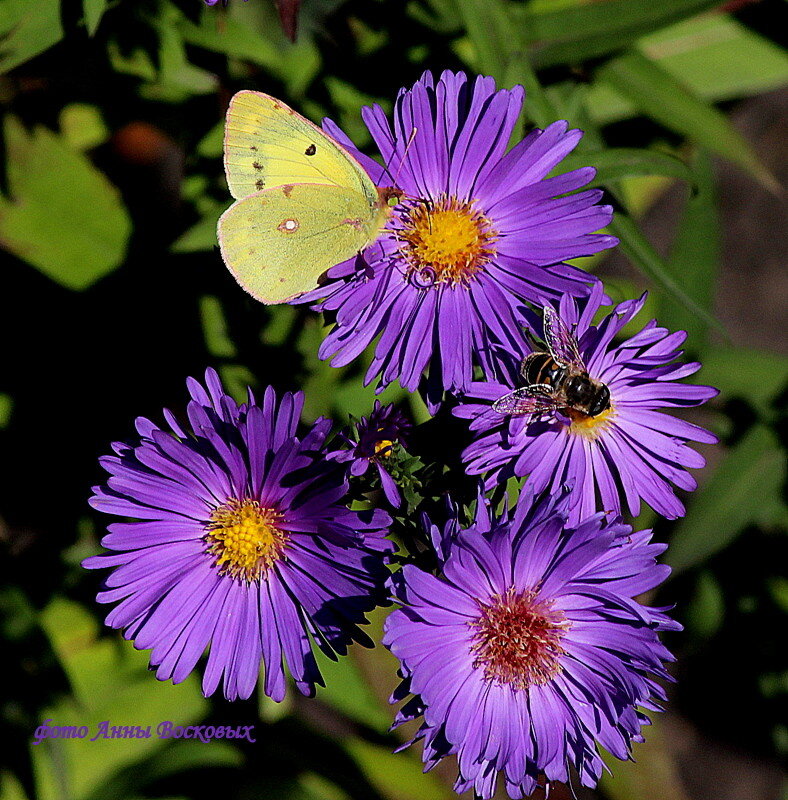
left=492, top=307, right=611, bottom=421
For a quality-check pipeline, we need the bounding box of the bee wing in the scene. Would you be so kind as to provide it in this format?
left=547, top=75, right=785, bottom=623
left=543, top=306, right=586, bottom=371
left=492, top=386, right=560, bottom=416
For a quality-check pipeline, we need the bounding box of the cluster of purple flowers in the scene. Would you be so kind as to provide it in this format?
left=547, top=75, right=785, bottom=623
left=86, top=71, right=718, bottom=798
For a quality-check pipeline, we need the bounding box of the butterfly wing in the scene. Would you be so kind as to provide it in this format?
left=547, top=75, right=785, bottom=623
left=492, top=386, right=561, bottom=417
left=543, top=306, right=586, bottom=371
left=223, top=90, right=378, bottom=210
left=218, top=183, right=387, bottom=305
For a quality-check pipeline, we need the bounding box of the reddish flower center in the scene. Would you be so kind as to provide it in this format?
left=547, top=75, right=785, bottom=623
left=398, top=196, right=497, bottom=287
left=205, top=498, right=286, bottom=582
left=470, top=587, right=569, bottom=690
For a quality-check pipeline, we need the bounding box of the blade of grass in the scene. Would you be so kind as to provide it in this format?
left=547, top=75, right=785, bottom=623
left=560, top=147, right=695, bottom=187
left=607, top=212, right=726, bottom=336
left=514, top=0, right=723, bottom=68
left=660, top=149, right=719, bottom=351
left=667, top=425, right=786, bottom=575
left=455, top=0, right=512, bottom=80
left=598, top=50, right=778, bottom=191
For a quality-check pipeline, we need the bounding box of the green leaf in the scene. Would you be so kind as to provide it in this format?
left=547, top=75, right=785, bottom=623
left=514, top=0, right=721, bottom=68
left=0, top=393, right=12, bottom=428
left=59, top=104, right=109, bottom=152
left=559, top=147, right=695, bottom=187
left=767, top=578, right=788, bottom=616
left=171, top=203, right=222, bottom=253
left=0, top=0, right=62, bottom=72
left=454, top=0, right=558, bottom=128
left=177, top=5, right=320, bottom=98
left=345, top=741, right=448, bottom=800
left=34, top=598, right=209, bottom=800
left=685, top=570, right=725, bottom=641
left=196, top=121, right=223, bottom=159
left=79, top=743, right=241, bottom=800
left=607, top=212, right=724, bottom=335
left=107, top=5, right=217, bottom=102
left=455, top=0, right=512, bottom=81
left=658, top=149, right=718, bottom=351
left=598, top=50, right=778, bottom=191
left=107, top=41, right=157, bottom=81
left=298, top=774, right=352, bottom=800
left=82, top=0, right=108, bottom=36
left=141, top=19, right=217, bottom=102
left=261, top=305, right=297, bottom=347
left=697, top=347, right=788, bottom=415
left=408, top=392, right=431, bottom=425
left=83, top=740, right=242, bottom=800
left=600, top=712, right=691, bottom=800
left=406, top=0, right=462, bottom=35
left=349, top=17, right=388, bottom=56
left=298, top=318, right=346, bottom=420
left=324, top=78, right=385, bottom=149
left=0, top=117, right=131, bottom=290
left=503, top=56, right=558, bottom=132
left=639, top=13, right=788, bottom=104
left=314, top=649, right=391, bottom=732
left=333, top=379, right=408, bottom=421
left=200, top=295, right=237, bottom=358
left=178, top=10, right=280, bottom=62
left=0, top=770, right=28, bottom=800
left=218, top=364, right=256, bottom=404
left=667, top=425, right=787, bottom=575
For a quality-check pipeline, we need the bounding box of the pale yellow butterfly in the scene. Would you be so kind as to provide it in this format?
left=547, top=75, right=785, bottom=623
left=218, top=90, right=402, bottom=305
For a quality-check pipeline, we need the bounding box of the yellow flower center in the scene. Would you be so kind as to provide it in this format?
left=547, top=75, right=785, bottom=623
left=398, top=196, right=497, bottom=286
left=374, top=438, right=394, bottom=457
left=470, top=587, right=569, bottom=691
left=205, top=499, right=287, bottom=583
left=566, top=403, right=616, bottom=441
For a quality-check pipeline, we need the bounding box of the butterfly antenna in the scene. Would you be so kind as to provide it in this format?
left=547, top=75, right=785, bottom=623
left=378, top=126, right=412, bottom=187
left=379, top=127, right=419, bottom=205
left=379, top=147, right=398, bottom=187
left=391, top=127, right=417, bottom=188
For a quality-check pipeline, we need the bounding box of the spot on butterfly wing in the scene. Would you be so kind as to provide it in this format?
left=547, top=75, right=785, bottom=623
left=278, top=219, right=299, bottom=233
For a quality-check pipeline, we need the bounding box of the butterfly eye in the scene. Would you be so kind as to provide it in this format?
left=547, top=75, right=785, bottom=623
left=387, top=193, right=402, bottom=208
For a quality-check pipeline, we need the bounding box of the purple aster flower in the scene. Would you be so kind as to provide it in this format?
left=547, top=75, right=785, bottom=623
left=298, top=70, right=617, bottom=407
left=84, top=369, right=392, bottom=702
left=384, top=487, right=679, bottom=798
left=329, top=401, right=411, bottom=508
left=454, top=285, right=718, bottom=524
